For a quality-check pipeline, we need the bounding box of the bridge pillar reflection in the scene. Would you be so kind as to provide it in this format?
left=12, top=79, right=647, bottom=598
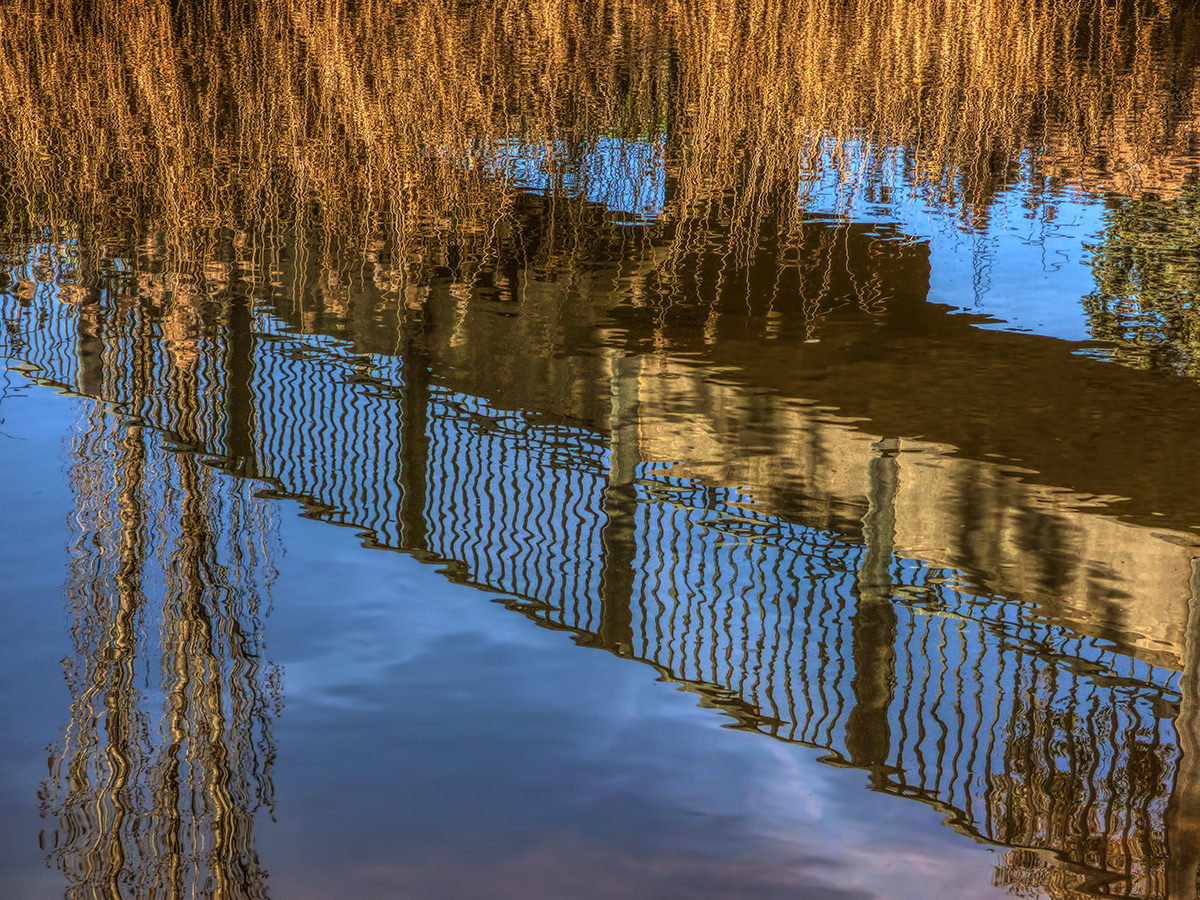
left=845, top=438, right=899, bottom=784
left=598, top=353, right=641, bottom=654
left=73, top=233, right=105, bottom=397
left=222, top=296, right=258, bottom=476
left=399, top=294, right=431, bottom=555
left=1167, top=559, right=1200, bottom=898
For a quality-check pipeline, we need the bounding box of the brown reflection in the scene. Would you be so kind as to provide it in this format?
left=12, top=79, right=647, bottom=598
left=224, top=296, right=259, bottom=477
left=399, top=295, right=433, bottom=556
left=40, top=340, right=279, bottom=896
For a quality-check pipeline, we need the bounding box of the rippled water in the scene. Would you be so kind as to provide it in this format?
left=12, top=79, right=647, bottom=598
left=4, top=1, right=1200, bottom=898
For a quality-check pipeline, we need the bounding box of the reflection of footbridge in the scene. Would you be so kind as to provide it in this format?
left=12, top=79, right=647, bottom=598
left=4, top=214, right=1200, bottom=898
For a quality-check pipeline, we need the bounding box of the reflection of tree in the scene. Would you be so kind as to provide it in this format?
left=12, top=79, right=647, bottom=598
left=5, top=0, right=1199, bottom=269
left=1085, top=187, right=1200, bottom=376
left=41, top=377, right=279, bottom=897
left=989, top=671, right=1173, bottom=898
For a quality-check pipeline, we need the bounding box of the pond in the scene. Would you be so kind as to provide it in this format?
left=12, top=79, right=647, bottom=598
left=3, top=1, right=1200, bottom=897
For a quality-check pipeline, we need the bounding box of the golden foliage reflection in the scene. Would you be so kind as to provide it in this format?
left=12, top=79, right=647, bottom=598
left=2, top=0, right=1198, bottom=247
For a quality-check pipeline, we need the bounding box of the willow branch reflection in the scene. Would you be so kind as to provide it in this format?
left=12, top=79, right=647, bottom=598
left=4, top=0, right=1200, bottom=267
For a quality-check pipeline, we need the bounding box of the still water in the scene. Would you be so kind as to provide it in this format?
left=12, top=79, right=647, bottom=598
left=4, top=0, right=1200, bottom=897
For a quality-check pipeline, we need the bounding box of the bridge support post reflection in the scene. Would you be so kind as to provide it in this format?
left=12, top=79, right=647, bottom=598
left=598, top=353, right=641, bottom=654
left=1167, top=558, right=1200, bottom=898
left=399, top=293, right=431, bottom=556
left=845, top=438, right=899, bottom=785
left=76, top=314, right=104, bottom=398
left=222, top=297, right=258, bottom=476
left=73, top=234, right=105, bottom=397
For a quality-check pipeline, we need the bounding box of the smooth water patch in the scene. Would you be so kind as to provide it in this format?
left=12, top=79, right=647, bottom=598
left=0, top=373, right=83, bottom=899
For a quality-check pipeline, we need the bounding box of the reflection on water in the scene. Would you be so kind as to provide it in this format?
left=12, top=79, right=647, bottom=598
left=4, top=198, right=1200, bottom=896
left=5, top=0, right=1200, bottom=897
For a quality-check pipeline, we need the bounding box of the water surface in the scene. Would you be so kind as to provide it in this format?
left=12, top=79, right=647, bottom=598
left=4, top=1, right=1200, bottom=897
